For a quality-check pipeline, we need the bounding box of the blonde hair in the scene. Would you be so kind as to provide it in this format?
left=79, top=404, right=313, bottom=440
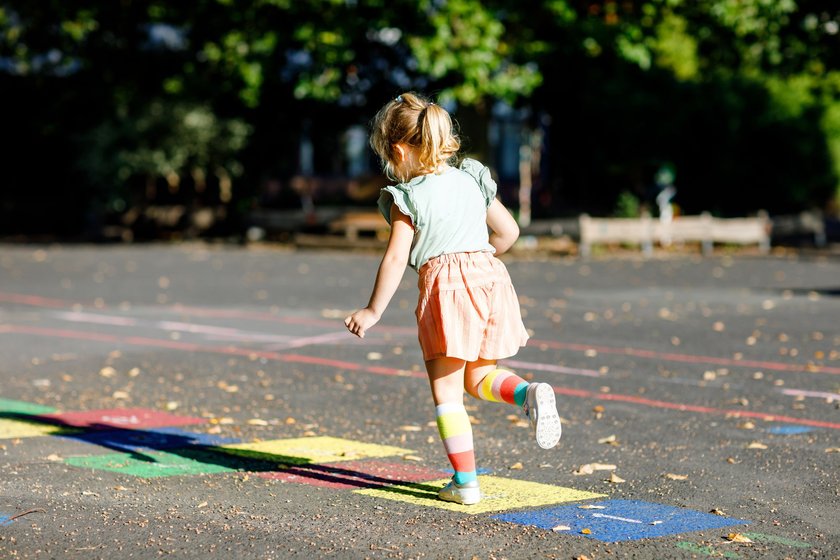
left=369, top=92, right=461, bottom=182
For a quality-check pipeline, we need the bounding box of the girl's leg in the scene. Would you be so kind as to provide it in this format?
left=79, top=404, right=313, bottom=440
left=465, top=359, right=530, bottom=407
left=426, top=357, right=477, bottom=487
left=465, top=359, right=562, bottom=450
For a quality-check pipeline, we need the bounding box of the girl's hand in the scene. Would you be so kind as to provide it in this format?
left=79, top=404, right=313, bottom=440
left=344, top=307, right=381, bottom=338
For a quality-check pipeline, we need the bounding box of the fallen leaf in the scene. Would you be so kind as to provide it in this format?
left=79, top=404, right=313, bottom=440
left=402, top=455, right=423, bottom=462
left=166, top=401, right=179, bottom=411
left=574, top=463, right=616, bottom=475
left=738, top=421, right=756, bottom=430
left=247, top=419, right=268, bottom=426
left=551, top=525, right=571, bottom=532
left=726, top=457, right=740, bottom=464
left=509, top=462, right=523, bottom=470
left=650, top=520, right=663, bottom=525
left=99, top=366, right=117, bottom=378
left=113, top=486, right=130, bottom=491
left=366, top=352, right=383, bottom=361
left=608, top=472, right=625, bottom=483
left=196, top=502, right=208, bottom=508
left=574, top=556, right=591, bottom=560
left=592, top=405, right=605, bottom=413
left=747, top=442, right=768, bottom=450
left=710, top=508, right=726, bottom=516
left=665, top=473, right=689, bottom=480
left=578, top=505, right=606, bottom=510
left=598, top=435, right=618, bottom=445
left=46, top=453, right=63, bottom=462
left=285, top=417, right=296, bottom=425
left=81, top=491, right=99, bottom=497
left=726, top=533, right=753, bottom=543
left=826, top=448, right=840, bottom=453
left=399, top=425, right=422, bottom=432
left=112, top=390, right=130, bottom=400
left=580, top=528, right=592, bottom=535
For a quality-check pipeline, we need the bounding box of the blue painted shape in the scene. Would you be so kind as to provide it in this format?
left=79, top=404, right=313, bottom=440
left=0, top=515, right=13, bottom=527
left=58, top=426, right=240, bottom=453
left=493, top=500, right=750, bottom=542
left=766, top=425, right=814, bottom=435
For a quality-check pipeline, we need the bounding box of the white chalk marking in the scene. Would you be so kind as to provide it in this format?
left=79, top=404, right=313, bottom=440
left=591, top=513, right=643, bottom=524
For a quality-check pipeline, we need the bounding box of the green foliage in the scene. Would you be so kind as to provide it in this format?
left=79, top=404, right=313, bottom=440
left=614, top=191, right=642, bottom=218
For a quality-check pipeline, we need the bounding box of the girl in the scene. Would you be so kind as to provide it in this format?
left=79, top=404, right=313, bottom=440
left=344, top=92, right=561, bottom=506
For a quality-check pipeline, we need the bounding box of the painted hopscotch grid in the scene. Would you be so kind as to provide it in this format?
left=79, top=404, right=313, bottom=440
left=494, top=499, right=749, bottom=542
left=216, top=436, right=414, bottom=465
left=64, top=449, right=240, bottom=478
left=0, top=398, right=57, bottom=415
left=59, top=426, right=240, bottom=453
left=39, top=408, right=207, bottom=430
left=355, top=475, right=606, bottom=515
left=255, top=459, right=450, bottom=490
left=0, top=418, right=79, bottom=440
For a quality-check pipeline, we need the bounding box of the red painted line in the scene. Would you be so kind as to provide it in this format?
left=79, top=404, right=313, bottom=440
left=3, top=290, right=836, bottom=375
left=3, top=324, right=835, bottom=429
left=552, top=387, right=840, bottom=430
left=529, top=338, right=840, bottom=375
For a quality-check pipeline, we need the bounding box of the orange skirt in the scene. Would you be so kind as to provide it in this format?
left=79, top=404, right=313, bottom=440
left=416, top=252, right=530, bottom=362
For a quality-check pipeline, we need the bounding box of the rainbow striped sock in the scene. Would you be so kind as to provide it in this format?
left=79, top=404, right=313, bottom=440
left=476, top=368, right=530, bottom=407
left=435, top=402, right=476, bottom=485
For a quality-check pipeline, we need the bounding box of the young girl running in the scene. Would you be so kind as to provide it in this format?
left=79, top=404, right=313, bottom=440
left=344, top=92, right=561, bottom=506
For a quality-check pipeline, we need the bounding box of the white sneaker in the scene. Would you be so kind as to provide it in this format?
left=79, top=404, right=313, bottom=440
left=438, top=478, right=481, bottom=505
left=524, top=383, right=562, bottom=449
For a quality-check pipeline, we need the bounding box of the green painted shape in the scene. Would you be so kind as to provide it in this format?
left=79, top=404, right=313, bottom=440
left=0, top=398, right=57, bottom=415
left=676, top=542, right=741, bottom=558
left=64, top=449, right=238, bottom=478
left=742, top=532, right=811, bottom=548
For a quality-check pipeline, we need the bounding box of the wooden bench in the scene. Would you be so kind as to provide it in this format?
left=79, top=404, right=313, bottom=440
left=580, top=212, right=771, bottom=257
left=328, top=211, right=389, bottom=241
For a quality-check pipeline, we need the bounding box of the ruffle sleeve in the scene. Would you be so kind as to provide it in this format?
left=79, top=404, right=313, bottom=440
left=377, top=184, right=417, bottom=226
left=459, top=158, right=497, bottom=208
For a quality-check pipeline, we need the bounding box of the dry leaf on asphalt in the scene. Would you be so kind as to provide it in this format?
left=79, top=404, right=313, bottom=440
left=608, top=472, right=625, bottom=483
left=551, top=525, right=571, bottom=532
left=747, top=442, right=768, bottom=449
left=665, top=473, right=689, bottom=480
left=580, top=528, right=592, bottom=535
left=247, top=419, right=268, bottom=426
left=598, top=435, right=618, bottom=445
left=573, top=463, right=616, bottom=475
left=578, top=505, right=606, bottom=510
left=99, top=366, right=116, bottom=378
left=726, top=533, right=753, bottom=543
left=826, top=448, right=840, bottom=453
left=509, top=462, right=523, bottom=470
left=710, top=508, right=726, bottom=516
left=399, top=425, right=422, bottom=432
left=402, top=455, right=423, bottom=462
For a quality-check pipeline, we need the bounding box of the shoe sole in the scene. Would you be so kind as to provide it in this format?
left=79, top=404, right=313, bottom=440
left=532, top=383, right=562, bottom=449
left=438, top=487, right=481, bottom=505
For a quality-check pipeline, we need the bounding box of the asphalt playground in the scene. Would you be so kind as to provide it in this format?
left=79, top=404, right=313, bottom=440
left=0, top=243, right=838, bottom=559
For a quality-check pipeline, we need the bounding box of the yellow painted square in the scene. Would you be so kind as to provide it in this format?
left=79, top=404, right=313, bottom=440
left=216, top=436, right=413, bottom=465
left=354, top=475, right=606, bottom=514
left=0, top=419, right=78, bottom=440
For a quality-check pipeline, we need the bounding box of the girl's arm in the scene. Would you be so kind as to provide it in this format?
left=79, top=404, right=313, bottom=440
left=486, top=198, right=519, bottom=255
left=344, top=204, right=414, bottom=338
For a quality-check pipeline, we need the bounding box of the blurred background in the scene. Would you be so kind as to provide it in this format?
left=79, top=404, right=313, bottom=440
left=1, top=0, right=839, bottom=243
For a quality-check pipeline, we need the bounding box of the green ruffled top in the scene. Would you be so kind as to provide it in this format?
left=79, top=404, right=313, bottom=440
left=377, top=158, right=498, bottom=272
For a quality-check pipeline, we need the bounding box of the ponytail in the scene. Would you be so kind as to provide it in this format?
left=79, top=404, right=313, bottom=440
left=370, top=92, right=460, bottom=181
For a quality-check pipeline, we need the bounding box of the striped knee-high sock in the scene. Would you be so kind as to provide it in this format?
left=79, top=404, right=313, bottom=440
left=435, top=402, right=476, bottom=485
left=476, top=368, right=530, bottom=407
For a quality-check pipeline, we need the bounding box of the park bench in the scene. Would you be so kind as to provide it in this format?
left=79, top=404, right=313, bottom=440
left=328, top=211, right=389, bottom=241
left=580, top=212, right=771, bottom=257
